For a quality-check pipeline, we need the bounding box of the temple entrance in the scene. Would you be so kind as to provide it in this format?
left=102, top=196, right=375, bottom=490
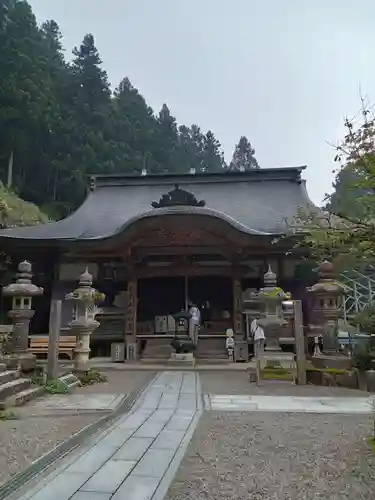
left=136, top=275, right=233, bottom=360
left=188, top=276, right=233, bottom=335
left=136, top=275, right=233, bottom=336
left=138, top=277, right=185, bottom=323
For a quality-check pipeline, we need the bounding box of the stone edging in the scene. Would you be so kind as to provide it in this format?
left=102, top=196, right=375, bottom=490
left=0, top=373, right=156, bottom=500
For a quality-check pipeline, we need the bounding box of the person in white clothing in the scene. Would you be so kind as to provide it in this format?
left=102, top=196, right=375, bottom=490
left=251, top=317, right=265, bottom=357
left=188, top=303, right=200, bottom=345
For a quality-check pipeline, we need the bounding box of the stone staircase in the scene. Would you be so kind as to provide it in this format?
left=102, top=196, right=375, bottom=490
left=0, top=363, right=44, bottom=409
left=140, top=338, right=173, bottom=362
left=195, top=336, right=228, bottom=362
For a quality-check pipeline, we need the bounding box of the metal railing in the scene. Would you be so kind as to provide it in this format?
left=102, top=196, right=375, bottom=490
left=340, top=269, right=375, bottom=321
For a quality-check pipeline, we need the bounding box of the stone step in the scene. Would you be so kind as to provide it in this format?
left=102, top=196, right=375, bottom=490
left=0, top=370, right=18, bottom=385
left=196, top=358, right=231, bottom=365
left=196, top=351, right=228, bottom=359
left=5, top=386, right=45, bottom=408
left=0, top=363, right=7, bottom=372
left=0, top=378, right=31, bottom=400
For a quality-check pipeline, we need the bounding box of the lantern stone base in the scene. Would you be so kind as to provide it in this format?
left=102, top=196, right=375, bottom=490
left=168, top=352, right=195, bottom=367
left=2, top=352, right=36, bottom=372
left=311, top=354, right=352, bottom=371
left=252, top=351, right=296, bottom=370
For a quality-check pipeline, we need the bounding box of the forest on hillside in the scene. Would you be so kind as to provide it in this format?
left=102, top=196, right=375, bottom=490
left=0, top=0, right=259, bottom=219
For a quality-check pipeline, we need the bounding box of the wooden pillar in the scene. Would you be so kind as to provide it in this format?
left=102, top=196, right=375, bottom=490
left=232, top=277, right=244, bottom=335
left=125, top=278, right=137, bottom=341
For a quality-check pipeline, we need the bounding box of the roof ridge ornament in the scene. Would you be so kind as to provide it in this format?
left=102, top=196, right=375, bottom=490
left=151, top=184, right=206, bottom=208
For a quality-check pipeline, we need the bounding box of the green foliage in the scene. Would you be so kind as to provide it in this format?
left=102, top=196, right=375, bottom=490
left=261, top=367, right=295, bottom=381
left=0, top=184, right=49, bottom=227
left=45, top=379, right=69, bottom=394
left=353, top=303, right=375, bottom=334
left=367, top=438, right=375, bottom=454
left=29, top=372, right=44, bottom=386
left=352, top=344, right=374, bottom=372
left=293, top=102, right=375, bottom=269
left=305, top=367, right=348, bottom=375
left=0, top=409, right=18, bottom=421
left=228, top=136, right=259, bottom=171
left=0, top=1, right=260, bottom=217
left=77, top=369, right=107, bottom=386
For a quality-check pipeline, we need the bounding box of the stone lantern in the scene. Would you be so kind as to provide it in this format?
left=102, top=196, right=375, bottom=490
left=307, top=260, right=349, bottom=368
left=2, top=260, right=43, bottom=371
left=256, top=265, right=291, bottom=350
left=66, top=268, right=104, bottom=373
left=307, top=261, right=346, bottom=350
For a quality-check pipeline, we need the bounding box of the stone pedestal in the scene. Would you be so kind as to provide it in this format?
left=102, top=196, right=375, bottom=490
left=2, top=261, right=43, bottom=372
left=66, top=268, right=103, bottom=374
left=168, top=352, right=195, bottom=367
left=311, top=354, right=352, bottom=371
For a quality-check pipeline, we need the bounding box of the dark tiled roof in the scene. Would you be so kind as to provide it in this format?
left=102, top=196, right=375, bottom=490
left=0, top=167, right=314, bottom=242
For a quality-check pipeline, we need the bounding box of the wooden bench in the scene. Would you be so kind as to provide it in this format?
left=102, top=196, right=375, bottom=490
left=28, top=336, right=76, bottom=360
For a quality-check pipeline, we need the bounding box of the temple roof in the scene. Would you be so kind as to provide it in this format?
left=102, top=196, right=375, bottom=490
left=0, top=166, right=314, bottom=244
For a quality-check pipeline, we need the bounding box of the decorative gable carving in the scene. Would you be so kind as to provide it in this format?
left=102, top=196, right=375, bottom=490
left=151, top=184, right=205, bottom=208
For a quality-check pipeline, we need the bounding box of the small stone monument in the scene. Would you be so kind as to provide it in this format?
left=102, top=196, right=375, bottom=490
left=226, top=328, right=235, bottom=362
left=66, top=268, right=104, bottom=373
left=307, top=260, right=350, bottom=369
left=2, top=261, right=43, bottom=371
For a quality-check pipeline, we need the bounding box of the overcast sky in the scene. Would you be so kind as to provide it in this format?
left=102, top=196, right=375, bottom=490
left=29, top=0, right=375, bottom=204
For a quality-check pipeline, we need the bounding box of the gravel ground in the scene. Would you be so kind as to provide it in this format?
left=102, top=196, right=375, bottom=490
left=166, top=411, right=375, bottom=500
left=201, top=371, right=370, bottom=397
left=0, top=370, right=155, bottom=486
left=0, top=414, right=98, bottom=486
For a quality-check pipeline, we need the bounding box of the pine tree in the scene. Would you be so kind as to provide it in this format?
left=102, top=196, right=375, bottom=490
left=229, top=136, right=259, bottom=171
left=154, top=104, right=180, bottom=172
left=111, top=77, right=159, bottom=173
left=0, top=1, right=237, bottom=218
left=201, top=130, right=224, bottom=172
left=0, top=0, right=56, bottom=194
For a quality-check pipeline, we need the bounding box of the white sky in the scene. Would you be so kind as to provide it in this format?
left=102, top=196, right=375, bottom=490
left=29, top=0, right=375, bottom=204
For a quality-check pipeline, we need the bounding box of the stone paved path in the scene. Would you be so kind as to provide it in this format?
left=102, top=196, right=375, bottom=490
left=17, top=372, right=202, bottom=500
left=12, top=372, right=375, bottom=500
left=23, top=394, right=126, bottom=416
left=206, top=394, right=375, bottom=413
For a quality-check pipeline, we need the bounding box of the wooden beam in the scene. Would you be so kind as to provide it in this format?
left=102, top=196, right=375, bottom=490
left=133, top=245, right=232, bottom=257
left=132, top=265, right=248, bottom=279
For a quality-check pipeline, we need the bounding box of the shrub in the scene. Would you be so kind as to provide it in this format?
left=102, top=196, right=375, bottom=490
left=352, top=344, right=374, bottom=372
left=77, top=369, right=107, bottom=386
left=45, top=379, right=69, bottom=394
left=0, top=409, right=17, bottom=420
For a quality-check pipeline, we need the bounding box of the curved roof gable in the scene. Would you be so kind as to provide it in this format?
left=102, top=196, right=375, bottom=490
left=0, top=167, right=314, bottom=242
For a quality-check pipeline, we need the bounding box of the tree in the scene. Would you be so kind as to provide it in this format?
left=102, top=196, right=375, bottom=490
left=294, top=101, right=375, bottom=268
left=0, top=0, right=233, bottom=218
left=56, top=33, right=113, bottom=209
left=0, top=1, right=58, bottom=197
left=229, top=136, right=259, bottom=171
left=178, top=125, right=204, bottom=173
left=154, top=104, right=180, bottom=172
left=201, top=130, right=225, bottom=172
left=110, top=77, right=159, bottom=173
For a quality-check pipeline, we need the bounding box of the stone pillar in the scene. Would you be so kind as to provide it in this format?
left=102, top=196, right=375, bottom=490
left=66, top=268, right=104, bottom=373
left=125, top=279, right=138, bottom=360
left=2, top=261, right=43, bottom=371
